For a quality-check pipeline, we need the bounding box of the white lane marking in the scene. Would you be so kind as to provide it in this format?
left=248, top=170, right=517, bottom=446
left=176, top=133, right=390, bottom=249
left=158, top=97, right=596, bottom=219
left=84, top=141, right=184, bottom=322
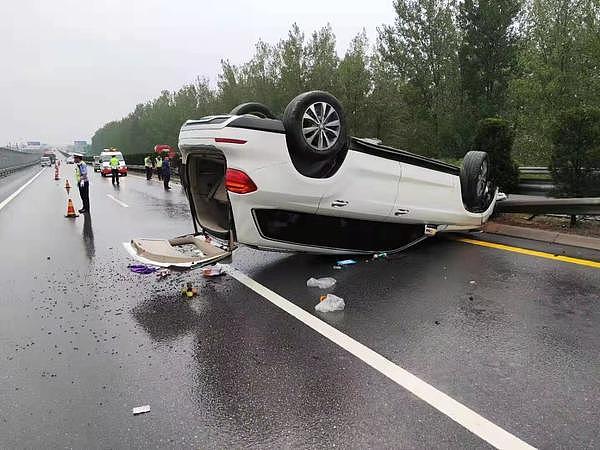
left=0, top=168, right=45, bottom=212
left=225, top=266, right=535, bottom=450
left=106, top=194, right=129, bottom=208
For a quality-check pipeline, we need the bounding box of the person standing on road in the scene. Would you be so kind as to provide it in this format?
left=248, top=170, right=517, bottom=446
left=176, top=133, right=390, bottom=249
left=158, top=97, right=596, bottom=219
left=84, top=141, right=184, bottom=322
left=144, top=155, right=153, bottom=180
left=109, top=154, right=120, bottom=185
left=155, top=154, right=163, bottom=181
left=162, top=156, right=171, bottom=190
left=73, top=153, right=90, bottom=213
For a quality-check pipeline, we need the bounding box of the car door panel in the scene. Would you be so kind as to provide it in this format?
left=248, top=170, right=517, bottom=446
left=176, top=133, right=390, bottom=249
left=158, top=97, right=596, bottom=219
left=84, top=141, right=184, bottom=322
left=317, top=151, right=400, bottom=221
left=391, top=164, right=462, bottom=223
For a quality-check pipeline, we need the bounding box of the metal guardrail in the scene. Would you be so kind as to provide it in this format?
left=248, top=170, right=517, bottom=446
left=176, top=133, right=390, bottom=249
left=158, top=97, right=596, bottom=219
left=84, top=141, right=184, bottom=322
left=128, top=164, right=180, bottom=176
left=519, top=167, right=550, bottom=175
left=0, top=160, right=41, bottom=178
left=496, top=197, right=600, bottom=215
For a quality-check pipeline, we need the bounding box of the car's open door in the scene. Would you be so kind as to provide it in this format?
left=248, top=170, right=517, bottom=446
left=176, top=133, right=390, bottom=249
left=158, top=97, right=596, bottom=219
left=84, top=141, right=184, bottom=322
left=123, top=234, right=233, bottom=269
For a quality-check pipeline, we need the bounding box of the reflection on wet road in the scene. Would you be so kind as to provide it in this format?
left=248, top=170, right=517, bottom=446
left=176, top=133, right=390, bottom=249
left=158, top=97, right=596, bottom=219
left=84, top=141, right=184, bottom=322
left=0, top=168, right=599, bottom=448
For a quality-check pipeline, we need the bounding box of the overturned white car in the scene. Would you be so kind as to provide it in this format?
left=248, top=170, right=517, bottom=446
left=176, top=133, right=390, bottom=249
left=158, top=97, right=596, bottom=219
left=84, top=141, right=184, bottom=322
left=126, top=91, right=497, bottom=268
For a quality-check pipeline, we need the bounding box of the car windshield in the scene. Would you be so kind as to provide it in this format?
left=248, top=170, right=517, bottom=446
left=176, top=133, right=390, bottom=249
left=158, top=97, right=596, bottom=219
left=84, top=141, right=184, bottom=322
left=101, top=154, right=124, bottom=162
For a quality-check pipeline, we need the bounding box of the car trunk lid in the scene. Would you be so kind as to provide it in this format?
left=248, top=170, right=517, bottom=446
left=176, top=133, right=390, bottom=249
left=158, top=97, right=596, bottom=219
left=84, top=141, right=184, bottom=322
left=124, top=147, right=235, bottom=269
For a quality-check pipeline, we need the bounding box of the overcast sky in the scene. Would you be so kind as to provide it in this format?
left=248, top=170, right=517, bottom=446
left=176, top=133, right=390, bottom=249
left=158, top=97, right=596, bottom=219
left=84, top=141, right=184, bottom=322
left=1, top=0, right=395, bottom=146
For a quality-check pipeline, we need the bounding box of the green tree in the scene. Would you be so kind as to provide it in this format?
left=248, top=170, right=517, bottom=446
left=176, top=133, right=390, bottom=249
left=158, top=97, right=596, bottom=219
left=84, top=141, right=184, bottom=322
left=277, top=24, right=307, bottom=103
left=378, top=0, right=461, bottom=156
left=510, top=0, right=600, bottom=164
left=305, top=24, right=339, bottom=93
left=472, top=118, right=519, bottom=192
left=459, top=0, right=521, bottom=120
left=338, top=31, right=371, bottom=136
left=550, top=107, right=600, bottom=197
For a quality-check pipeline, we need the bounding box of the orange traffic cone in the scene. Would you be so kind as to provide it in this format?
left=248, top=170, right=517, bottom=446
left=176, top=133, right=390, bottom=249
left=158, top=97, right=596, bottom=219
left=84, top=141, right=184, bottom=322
left=65, top=179, right=71, bottom=194
left=54, top=166, right=60, bottom=180
left=65, top=198, right=79, bottom=218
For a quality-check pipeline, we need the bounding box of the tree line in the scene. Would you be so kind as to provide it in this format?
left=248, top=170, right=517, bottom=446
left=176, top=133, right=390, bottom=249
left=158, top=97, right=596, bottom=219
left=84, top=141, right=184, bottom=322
left=92, top=0, right=600, bottom=168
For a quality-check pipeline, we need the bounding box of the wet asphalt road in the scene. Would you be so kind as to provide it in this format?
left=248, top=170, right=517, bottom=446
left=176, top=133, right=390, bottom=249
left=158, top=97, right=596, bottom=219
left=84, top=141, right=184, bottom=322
left=1, top=167, right=599, bottom=449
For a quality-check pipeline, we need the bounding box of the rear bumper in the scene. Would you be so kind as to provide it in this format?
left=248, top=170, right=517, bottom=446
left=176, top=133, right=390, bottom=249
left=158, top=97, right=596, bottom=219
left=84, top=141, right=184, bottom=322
left=101, top=168, right=128, bottom=175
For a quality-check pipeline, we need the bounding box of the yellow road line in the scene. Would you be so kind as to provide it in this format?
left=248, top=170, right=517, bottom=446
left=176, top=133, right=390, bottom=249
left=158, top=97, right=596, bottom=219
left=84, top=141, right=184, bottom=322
left=454, top=237, right=600, bottom=269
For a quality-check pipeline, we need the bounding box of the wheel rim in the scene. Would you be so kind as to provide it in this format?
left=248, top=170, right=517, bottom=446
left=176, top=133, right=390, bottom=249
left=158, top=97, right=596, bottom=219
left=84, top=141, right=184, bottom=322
left=476, top=161, right=488, bottom=198
left=302, top=102, right=340, bottom=151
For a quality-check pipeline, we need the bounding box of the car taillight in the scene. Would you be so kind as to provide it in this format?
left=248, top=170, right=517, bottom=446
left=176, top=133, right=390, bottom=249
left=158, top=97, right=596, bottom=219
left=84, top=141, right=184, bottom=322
left=215, top=138, right=247, bottom=144
left=225, top=168, right=257, bottom=194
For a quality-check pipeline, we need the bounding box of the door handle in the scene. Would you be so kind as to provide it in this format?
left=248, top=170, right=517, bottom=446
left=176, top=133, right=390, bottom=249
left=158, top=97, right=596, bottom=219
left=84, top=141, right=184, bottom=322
left=331, top=200, right=349, bottom=207
left=394, top=208, right=410, bottom=216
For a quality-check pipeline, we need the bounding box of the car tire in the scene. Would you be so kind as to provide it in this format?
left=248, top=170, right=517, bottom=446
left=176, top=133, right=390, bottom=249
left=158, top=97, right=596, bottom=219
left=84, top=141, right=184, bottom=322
left=283, top=91, right=348, bottom=160
left=229, top=102, right=276, bottom=119
left=460, top=151, right=495, bottom=211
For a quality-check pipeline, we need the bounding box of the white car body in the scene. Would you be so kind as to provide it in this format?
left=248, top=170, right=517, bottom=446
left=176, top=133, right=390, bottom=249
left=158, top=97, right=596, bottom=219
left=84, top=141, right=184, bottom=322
left=99, top=151, right=127, bottom=176
left=126, top=113, right=497, bottom=269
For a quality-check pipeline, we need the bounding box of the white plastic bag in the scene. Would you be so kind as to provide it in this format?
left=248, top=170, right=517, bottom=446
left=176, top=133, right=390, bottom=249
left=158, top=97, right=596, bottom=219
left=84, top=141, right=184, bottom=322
left=203, top=263, right=224, bottom=278
left=315, top=294, right=345, bottom=312
left=306, top=277, right=336, bottom=289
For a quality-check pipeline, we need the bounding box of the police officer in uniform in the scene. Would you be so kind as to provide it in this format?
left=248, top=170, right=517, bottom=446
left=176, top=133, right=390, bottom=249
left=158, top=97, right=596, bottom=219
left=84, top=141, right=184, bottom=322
left=73, top=153, right=90, bottom=213
left=110, top=154, right=120, bottom=185
left=144, top=155, right=153, bottom=180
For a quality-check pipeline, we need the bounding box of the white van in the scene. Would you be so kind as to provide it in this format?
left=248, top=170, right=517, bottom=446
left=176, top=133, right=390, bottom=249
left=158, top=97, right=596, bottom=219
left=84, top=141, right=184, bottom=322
left=99, top=151, right=127, bottom=177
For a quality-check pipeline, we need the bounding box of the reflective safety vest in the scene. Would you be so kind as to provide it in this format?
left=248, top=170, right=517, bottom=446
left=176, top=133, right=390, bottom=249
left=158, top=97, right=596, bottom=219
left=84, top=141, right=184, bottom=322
left=156, top=157, right=162, bottom=168
left=144, top=157, right=152, bottom=168
left=110, top=156, right=119, bottom=169
left=75, top=162, right=88, bottom=183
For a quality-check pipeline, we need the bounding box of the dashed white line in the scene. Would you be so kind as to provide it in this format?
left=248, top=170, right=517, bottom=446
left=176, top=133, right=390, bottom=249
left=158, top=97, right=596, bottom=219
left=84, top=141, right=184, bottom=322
left=106, top=194, right=129, bottom=208
left=0, top=168, right=45, bottom=212
left=225, top=266, right=536, bottom=450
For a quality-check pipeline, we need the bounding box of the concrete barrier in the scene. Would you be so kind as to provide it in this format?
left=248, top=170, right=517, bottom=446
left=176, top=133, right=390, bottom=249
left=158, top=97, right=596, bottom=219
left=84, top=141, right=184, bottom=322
left=0, top=147, right=41, bottom=177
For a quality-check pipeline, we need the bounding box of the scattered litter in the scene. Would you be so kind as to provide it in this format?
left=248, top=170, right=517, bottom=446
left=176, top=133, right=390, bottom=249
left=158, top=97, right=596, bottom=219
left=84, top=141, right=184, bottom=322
left=469, top=280, right=476, bottom=285
left=156, top=269, right=170, bottom=280
left=315, top=294, right=345, bottom=312
left=181, top=282, right=198, bottom=297
left=128, top=264, right=158, bottom=274
left=202, top=264, right=224, bottom=278
left=306, top=277, right=337, bottom=289
left=332, top=265, right=342, bottom=270
left=336, top=259, right=357, bottom=266
left=434, top=320, right=440, bottom=325
left=132, top=405, right=151, bottom=415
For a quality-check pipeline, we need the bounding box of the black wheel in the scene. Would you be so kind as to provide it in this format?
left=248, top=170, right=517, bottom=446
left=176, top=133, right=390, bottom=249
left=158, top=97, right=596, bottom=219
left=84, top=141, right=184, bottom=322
left=460, top=151, right=495, bottom=211
left=229, top=102, right=276, bottom=119
left=283, top=91, right=348, bottom=160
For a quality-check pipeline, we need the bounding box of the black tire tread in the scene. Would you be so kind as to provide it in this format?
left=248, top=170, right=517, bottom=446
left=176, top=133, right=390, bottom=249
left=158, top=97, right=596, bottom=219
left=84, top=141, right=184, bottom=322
left=229, top=102, right=276, bottom=119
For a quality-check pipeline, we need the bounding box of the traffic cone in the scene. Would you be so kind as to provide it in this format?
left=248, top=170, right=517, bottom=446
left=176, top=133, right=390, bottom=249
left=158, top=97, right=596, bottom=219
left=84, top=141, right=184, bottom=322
left=65, top=198, right=79, bottom=218
left=65, top=179, right=71, bottom=194
left=54, top=166, right=60, bottom=180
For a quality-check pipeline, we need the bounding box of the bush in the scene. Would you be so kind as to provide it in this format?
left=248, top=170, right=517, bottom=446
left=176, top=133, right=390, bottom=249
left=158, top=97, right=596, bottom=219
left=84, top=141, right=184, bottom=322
left=472, top=118, right=519, bottom=193
left=550, top=107, right=600, bottom=197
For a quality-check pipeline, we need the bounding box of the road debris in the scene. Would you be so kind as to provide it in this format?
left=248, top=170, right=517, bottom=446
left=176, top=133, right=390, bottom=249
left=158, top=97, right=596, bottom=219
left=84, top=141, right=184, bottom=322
left=156, top=269, right=170, bottom=280
left=469, top=280, right=476, bottom=285
left=132, top=405, right=151, bottom=415
left=128, top=264, right=158, bottom=274
left=332, top=265, right=342, bottom=270
left=315, top=294, right=345, bottom=312
left=373, top=252, right=388, bottom=260
left=181, top=282, right=198, bottom=297
left=336, top=259, right=357, bottom=266
left=202, top=264, right=224, bottom=278
left=306, top=277, right=337, bottom=289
